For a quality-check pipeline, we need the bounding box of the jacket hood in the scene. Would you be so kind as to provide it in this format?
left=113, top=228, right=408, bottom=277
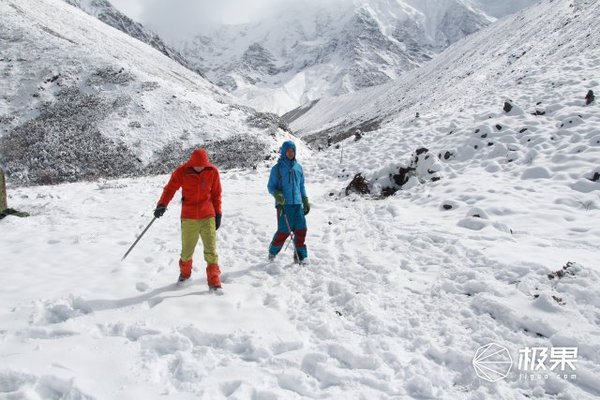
left=280, top=141, right=296, bottom=159
left=187, top=148, right=212, bottom=168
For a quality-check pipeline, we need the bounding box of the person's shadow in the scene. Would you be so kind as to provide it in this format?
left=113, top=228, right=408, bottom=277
left=84, top=281, right=210, bottom=312
left=80, top=262, right=269, bottom=315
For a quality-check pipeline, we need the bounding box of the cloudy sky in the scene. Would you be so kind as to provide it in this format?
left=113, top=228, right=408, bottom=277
left=111, top=0, right=259, bottom=24
left=109, top=0, right=354, bottom=42
left=110, top=0, right=314, bottom=26
left=110, top=0, right=315, bottom=40
left=110, top=0, right=144, bottom=21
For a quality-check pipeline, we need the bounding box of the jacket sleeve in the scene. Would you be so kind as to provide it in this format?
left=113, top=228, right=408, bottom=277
left=267, top=166, right=279, bottom=195
left=158, top=168, right=182, bottom=207
left=300, top=167, right=307, bottom=198
left=211, top=169, right=222, bottom=215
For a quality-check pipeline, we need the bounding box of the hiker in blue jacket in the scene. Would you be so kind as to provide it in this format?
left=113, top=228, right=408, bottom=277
left=267, top=140, right=310, bottom=264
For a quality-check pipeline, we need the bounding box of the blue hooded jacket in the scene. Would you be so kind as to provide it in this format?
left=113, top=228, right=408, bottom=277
left=267, top=141, right=306, bottom=205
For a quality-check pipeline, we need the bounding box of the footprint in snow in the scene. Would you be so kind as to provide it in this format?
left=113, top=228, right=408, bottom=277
left=220, top=380, right=242, bottom=397
left=0, top=371, right=93, bottom=398
left=147, top=297, right=163, bottom=308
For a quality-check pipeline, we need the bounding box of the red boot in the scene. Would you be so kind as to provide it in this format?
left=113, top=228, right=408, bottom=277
left=179, top=259, right=193, bottom=281
left=206, top=264, right=221, bottom=289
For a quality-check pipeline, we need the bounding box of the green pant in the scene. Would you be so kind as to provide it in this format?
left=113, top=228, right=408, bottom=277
left=181, top=218, right=218, bottom=264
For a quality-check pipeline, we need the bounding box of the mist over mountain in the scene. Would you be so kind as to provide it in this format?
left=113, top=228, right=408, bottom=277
left=132, top=0, right=536, bottom=114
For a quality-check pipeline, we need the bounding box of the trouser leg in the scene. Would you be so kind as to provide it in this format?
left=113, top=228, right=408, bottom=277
left=180, top=219, right=201, bottom=277
left=291, top=206, right=308, bottom=260
left=198, top=217, right=218, bottom=265
left=181, top=219, right=201, bottom=261
left=198, top=217, right=221, bottom=288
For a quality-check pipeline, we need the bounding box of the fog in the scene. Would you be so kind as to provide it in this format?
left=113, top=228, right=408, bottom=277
left=108, top=0, right=538, bottom=42
left=110, top=0, right=347, bottom=41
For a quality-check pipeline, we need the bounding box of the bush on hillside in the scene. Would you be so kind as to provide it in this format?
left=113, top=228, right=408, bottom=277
left=0, top=87, right=141, bottom=185
left=144, top=134, right=272, bottom=175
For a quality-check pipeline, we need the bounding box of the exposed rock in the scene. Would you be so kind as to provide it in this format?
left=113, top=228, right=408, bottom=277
left=547, top=262, right=581, bottom=280
left=585, top=89, right=595, bottom=105
left=346, top=173, right=371, bottom=196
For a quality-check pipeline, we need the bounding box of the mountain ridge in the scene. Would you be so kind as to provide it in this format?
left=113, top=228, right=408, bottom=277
left=167, top=0, right=496, bottom=114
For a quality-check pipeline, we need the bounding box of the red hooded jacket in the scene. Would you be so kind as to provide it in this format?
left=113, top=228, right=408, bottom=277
left=157, top=149, right=222, bottom=220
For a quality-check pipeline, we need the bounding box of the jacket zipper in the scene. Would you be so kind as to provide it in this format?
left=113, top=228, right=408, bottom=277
left=196, top=169, right=206, bottom=218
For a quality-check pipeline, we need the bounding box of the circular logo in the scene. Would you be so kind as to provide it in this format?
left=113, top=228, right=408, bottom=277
left=472, top=343, right=513, bottom=382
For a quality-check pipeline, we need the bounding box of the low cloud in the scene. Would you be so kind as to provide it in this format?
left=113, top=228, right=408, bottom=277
left=111, top=0, right=348, bottom=41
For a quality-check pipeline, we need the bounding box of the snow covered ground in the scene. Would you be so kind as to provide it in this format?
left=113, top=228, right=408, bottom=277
left=1, top=135, right=599, bottom=399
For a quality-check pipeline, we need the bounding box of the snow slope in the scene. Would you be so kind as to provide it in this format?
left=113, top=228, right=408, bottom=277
left=0, top=0, right=291, bottom=186
left=284, top=0, right=600, bottom=221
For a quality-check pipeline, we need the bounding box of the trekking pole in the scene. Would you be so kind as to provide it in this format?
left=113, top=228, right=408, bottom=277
left=280, top=207, right=301, bottom=261
left=121, top=217, right=157, bottom=261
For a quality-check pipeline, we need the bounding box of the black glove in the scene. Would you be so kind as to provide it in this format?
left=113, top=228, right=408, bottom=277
left=302, top=197, right=310, bottom=216
left=154, top=204, right=166, bottom=218
left=215, top=214, right=222, bottom=230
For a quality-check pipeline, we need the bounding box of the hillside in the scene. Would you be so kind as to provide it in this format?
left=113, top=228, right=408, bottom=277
left=0, top=0, right=292, bottom=186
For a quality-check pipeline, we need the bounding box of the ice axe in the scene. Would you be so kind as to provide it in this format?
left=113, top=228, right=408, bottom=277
left=121, top=216, right=157, bottom=261
left=279, top=206, right=301, bottom=263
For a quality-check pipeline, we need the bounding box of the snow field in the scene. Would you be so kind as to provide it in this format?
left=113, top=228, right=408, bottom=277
left=1, top=155, right=599, bottom=398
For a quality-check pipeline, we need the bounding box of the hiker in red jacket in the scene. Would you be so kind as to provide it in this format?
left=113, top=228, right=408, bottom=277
left=154, top=148, right=223, bottom=289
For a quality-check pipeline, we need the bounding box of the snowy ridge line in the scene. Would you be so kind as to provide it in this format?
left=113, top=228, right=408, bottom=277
left=63, top=0, right=205, bottom=77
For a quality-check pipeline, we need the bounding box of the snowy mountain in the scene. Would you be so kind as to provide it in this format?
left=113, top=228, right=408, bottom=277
left=141, top=0, right=534, bottom=114
left=63, top=0, right=203, bottom=76
left=0, top=0, right=293, bottom=186
left=288, top=0, right=597, bottom=142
